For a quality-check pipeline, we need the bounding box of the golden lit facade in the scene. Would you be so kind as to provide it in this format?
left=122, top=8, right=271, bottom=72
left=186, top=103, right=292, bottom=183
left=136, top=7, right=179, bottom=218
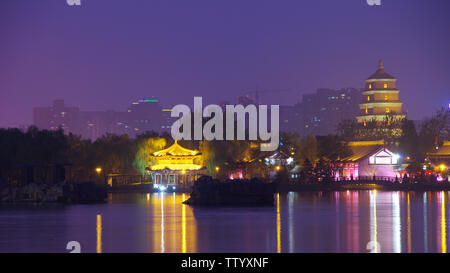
left=148, top=140, right=203, bottom=185
left=150, top=140, right=202, bottom=171
left=356, top=60, right=406, bottom=124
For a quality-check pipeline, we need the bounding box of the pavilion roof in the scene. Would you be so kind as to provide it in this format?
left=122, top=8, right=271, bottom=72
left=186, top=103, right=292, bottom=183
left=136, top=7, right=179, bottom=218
left=152, top=140, right=200, bottom=157
left=341, top=140, right=385, bottom=162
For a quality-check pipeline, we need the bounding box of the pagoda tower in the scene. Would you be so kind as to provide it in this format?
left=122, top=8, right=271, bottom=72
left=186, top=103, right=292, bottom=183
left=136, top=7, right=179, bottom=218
left=356, top=60, right=406, bottom=125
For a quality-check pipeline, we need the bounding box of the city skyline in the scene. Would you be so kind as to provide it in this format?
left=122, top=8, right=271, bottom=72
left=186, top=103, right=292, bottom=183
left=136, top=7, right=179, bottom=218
left=1, top=0, right=449, bottom=128
left=31, top=86, right=360, bottom=140
left=1, top=0, right=450, bottom=256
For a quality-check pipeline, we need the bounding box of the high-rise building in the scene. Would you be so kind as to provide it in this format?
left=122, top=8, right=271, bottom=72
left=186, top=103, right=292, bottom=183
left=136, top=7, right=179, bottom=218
left=356, top=60, right=406, bottom=125
left=279, top=104, right=302, bottom=134
left=295, top=88, right=361, bottom=135
left=127, top=98, right=163, bottom=137
left=78, top=110, right=130, bottom=140
left=33, top=98, right=167, bottom=140
left=161, top=108, right=174, bottom=132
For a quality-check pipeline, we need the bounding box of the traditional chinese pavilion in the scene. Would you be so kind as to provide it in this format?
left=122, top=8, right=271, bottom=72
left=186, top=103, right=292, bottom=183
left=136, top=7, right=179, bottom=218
left=146, top=140, right=203, bottom=185
left=337, top=140, right=402, bottom=179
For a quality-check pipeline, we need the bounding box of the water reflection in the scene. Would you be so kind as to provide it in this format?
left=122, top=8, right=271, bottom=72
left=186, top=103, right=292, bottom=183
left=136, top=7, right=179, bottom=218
left=96, top=214, right=102, bottom=253
left=288, top=192, right=294, bottom=253
left=276, top=193, right=281, bottom=253
left=392, top=192, right=401, bottom=253
left=424, top=192, right=428, bottom=252
left=407, top=193, right=411, bottom=253
left=369, top=190, right=378, bottom=253
left=182, top=194, right=187, bottom=253
left=145, top=192, right=198, bottom=253
left=160, top=192, right=164, bottom=253
left=2, top=191, right=450, bottom=252
left=441, top=191, right=446, bottom=253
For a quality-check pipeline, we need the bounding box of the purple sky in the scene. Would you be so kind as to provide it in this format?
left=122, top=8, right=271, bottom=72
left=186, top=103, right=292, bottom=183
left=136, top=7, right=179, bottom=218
left=0, top=0, right=449, bottom=128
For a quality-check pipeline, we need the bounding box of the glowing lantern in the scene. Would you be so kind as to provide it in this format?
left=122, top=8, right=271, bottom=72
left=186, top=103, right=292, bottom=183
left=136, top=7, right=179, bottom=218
left=96, top=167, right=102, bottom=175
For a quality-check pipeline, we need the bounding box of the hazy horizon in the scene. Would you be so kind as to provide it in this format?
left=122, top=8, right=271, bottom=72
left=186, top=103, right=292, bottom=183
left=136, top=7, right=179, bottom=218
left=1, top=0, right=449, bottom=128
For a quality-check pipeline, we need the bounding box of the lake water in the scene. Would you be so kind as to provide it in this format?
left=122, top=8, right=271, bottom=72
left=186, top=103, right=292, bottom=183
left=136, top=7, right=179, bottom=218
left=0, top=190, right=448, bottom=253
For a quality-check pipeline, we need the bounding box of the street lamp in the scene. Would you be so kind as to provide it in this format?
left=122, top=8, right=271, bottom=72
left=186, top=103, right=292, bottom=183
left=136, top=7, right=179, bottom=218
left=96, top=167, right=102, bottom=175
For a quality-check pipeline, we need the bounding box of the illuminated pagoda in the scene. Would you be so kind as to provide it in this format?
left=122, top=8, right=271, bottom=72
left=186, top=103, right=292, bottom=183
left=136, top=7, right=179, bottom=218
left=147, top=140, right=203, bottom=186
left=356, top=59, right=406, bottom=126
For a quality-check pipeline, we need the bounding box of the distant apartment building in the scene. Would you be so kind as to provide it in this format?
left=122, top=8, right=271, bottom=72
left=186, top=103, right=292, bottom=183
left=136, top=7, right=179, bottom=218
left=127, top=99, right=164, bottom=137
left=33, top=99, right=81, bottom=132
left=33, top=98, right=167, bottom=140
left=278, top=88, right=361, bottom=135
left=78, top=110, right=130, bottom=140
left=161, top=108, right=174, bottom=132
left=279, top=104, right=302, bottom=134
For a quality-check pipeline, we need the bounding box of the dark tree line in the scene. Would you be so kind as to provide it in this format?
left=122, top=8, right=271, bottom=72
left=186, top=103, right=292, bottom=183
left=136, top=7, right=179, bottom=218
left=0, top=126, right=175, bottom=185
left=0, top=124, right=355, bottom=186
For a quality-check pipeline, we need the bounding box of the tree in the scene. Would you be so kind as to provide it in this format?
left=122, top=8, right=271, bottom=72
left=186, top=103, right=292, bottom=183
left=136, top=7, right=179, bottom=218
left=398, top=119, right=420, bottom=161
left=92, top=134, right=135, bottom=175
left=299, top=159, right=314, bottom=184
left=133, top=137, right=166, bottom=175
left=298, top=134, right=318, bottom=164
left=66, top=133, right=94, bottom=181
left=419, top=108, right=450, bottom=154
left=337, top=119, right=358, bottom=140
left=317, top=134, right=352, bottom=162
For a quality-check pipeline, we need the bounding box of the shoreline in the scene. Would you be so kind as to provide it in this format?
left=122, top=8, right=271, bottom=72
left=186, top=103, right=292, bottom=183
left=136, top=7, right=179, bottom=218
left=278, top=182, right=450, bottom=192
left=107, top=182, right=450, bottom=194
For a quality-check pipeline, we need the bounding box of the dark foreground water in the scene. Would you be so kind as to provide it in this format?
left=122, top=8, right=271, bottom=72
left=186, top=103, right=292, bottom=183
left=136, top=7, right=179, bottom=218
left=0, top=191, right=449, bottom=253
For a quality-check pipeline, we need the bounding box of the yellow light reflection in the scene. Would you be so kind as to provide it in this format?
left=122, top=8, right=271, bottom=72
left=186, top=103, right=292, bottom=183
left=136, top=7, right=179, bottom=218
left=172, top=192, right=176, bottom=251
left=182, top=194, right=187, bottom=253
left=277, top=193, right=281, bottom=253
left=442, top=191, right=447, bottom=253
left=160, top=192, right=165, bottom=253
left=96, top=214, right=102, bottom=253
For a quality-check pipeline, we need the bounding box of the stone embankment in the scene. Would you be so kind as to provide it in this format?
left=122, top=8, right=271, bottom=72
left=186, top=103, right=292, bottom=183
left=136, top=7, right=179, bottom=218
left=183, top=176, right=276, bottom=206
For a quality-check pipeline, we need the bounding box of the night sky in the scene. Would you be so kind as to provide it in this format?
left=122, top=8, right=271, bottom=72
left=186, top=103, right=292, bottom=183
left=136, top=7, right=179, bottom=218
left=0, top=0, right=449, bottom=128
